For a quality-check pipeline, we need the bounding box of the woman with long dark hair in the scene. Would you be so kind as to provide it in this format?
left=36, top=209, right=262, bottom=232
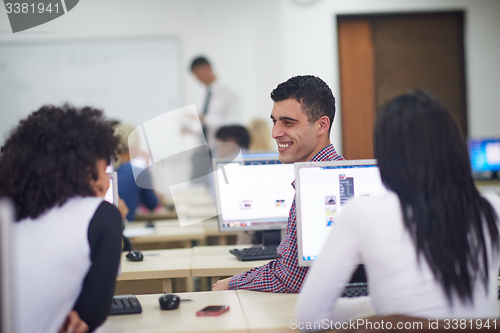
left=0, top=105, right=123, bottom=333
left=295, top=91, right=500, bottom=330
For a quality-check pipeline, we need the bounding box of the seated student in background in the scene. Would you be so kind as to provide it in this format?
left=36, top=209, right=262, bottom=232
left=0, top=105, right=123, bottom=333
left=209, top=125, right=250, bottom=197
left=248, top=118, right=274, bottom=152
left=295, top=91, right=500, bottom=330
left=114, top=123, right=158, bottom=222
left=212, top=75, right=344, bottom=292
left=215, top=125, right=251, bottom=157
left=214, top=125, right=258, bottom=245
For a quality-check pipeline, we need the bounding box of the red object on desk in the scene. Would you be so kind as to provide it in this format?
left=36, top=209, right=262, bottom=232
left=196, top=305, right=230, bottom=317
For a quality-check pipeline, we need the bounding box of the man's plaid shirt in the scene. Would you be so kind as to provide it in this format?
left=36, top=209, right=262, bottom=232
left=228, top=144, right=345, bottom=292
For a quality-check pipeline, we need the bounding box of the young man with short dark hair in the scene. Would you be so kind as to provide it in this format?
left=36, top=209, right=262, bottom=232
left=212, top=75, right=344, bottom=292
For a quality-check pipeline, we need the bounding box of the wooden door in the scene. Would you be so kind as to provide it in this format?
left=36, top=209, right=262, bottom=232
left=338, top=12, right=466, bottom=160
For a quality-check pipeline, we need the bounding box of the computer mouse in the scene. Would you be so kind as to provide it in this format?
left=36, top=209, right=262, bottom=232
left=126, top=250, right=144, bottom=262
left=159, top=294, right=180, bottom=310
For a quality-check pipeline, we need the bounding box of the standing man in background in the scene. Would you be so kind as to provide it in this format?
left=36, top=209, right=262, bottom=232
left=187, top=56, right=240, bottom=183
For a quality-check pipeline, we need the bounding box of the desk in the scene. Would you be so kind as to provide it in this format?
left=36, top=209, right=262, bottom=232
left=238, top=290, right=297, bottom=333
left=191, top=245, right=272, bottom=285
left=118, top=248, right=192, bottom=293
left=125, top=220, right=206, bottom=249
left=101, top=293, right=500, bottom=333
left=132, top=189, right=215, bottom=221
left=125, top=219, right=238, bottom=249
left=134, top=210, right=178, bottom=221
left=476, top=180, right=500, bottom=195
left=116, top=245, right=267, bottom=294
left=176, top=204, right=218, bottom=219
left=100, top=290, right=296, bottom=333
left=170, top=188, right=215, bottom=206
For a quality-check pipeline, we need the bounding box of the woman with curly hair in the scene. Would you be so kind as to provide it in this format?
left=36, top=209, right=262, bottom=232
left=296, top=91, right=500, bottom=331
left=0, top=105, right=123, bottom=333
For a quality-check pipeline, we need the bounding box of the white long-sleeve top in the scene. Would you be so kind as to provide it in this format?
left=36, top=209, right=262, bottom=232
left=13, top=197, right=122, bottom=333
left=296, top=192, right=500, bottom=332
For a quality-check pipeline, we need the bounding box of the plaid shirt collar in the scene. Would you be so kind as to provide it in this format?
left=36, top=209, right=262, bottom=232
left=291, top=144, right=343, bottom=189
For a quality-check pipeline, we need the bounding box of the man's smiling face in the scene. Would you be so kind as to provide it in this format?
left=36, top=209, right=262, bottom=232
left=270, top=98, right=320, bottom=164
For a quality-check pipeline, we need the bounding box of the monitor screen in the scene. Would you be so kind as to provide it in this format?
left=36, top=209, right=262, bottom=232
left=468, top=138, right=500, bottom=173
left=295, top=159, right=389, bottom=266
left=105, top=172, right=119, bottom=207
left=213, top=154, right=295, bottom=232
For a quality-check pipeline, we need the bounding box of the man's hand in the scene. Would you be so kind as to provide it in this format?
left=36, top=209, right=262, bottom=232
left=212, top=277, right=231, bottom=291
left=58, top=310, right=88, bottom=333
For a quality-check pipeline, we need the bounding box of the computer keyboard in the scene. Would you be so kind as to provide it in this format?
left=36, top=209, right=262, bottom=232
left=341, top=283, right=500, bottom=299
left=109, top=294, right=142, bottom=316
left=341, top=282, right=369, bottom=298
left=229, top=245, right=279, bottom=261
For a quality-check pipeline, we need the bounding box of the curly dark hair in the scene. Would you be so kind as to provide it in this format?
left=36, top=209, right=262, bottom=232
left=0, top=105, right=119, bottom=221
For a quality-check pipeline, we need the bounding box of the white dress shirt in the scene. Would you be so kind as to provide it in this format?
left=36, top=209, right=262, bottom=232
left=196, top=80, right=240, bottom=146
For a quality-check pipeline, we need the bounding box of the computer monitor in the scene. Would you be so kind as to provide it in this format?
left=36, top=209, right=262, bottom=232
left=468, top=138, right=500, bottom=177
left=0, top=198, right=15, bottom=333
left=212, top=154, right=295, bottom=242
left=105, top=171, right=119, bottom=207
left=295, top=159, right=389, bottom=267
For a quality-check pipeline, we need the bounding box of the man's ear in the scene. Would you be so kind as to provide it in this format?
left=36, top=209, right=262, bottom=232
left=317, top=116, right=330, bottom=136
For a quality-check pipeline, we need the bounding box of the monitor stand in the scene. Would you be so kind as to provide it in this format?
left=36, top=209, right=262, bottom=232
left=349, top=265, right=367, bottom=283
left=254, top=230, right=282, bottom=246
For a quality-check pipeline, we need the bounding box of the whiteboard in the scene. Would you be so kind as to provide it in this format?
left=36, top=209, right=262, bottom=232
left=0, top=37, right=183, bottom=145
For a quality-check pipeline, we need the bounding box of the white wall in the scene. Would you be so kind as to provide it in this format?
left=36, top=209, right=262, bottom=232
left=278, top=0, right=500, bottom=148
left=1, top=0, right=499, bottom=150
left=0, top=0, right=283, bottom=146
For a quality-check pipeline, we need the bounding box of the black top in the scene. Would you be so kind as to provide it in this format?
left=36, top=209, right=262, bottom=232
left=73, top=201, right=122, bottom=332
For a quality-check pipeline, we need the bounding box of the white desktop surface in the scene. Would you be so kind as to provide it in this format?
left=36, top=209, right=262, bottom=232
left=99, top=290, right=298, bottom=333
left=124, top=219, right=237, bottom=248
left=237, top=290, right=297, bottom=333
left=124, top=220, right=206, bottom=245
left=123, top=227, right=157, bottom=238
left=100, top=291, right=247, bottom=333
left=101, top=292, right=500, bottom=333
left=175, top=204, right=218, bottom=219
left=191, top=245, right=272, bottom=278
left=475, top=181, right=500, bottom=195
left=171, top=189, right=215, bottom=206
left=118, top=248, right=192, bottom=281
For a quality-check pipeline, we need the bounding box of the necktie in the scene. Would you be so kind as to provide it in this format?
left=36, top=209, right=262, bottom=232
left=202, top=88, right=211, bottom=115
left=201, top=89, right=211, bottom=141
